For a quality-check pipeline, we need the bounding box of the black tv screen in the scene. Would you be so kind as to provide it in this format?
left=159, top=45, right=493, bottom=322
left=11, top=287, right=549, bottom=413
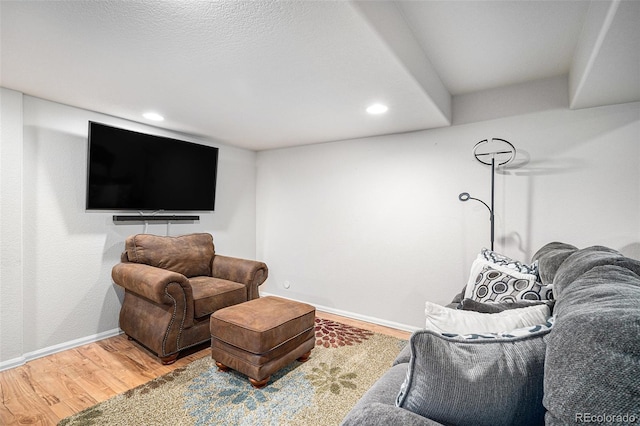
left=86, top=121, right=218, bottom=211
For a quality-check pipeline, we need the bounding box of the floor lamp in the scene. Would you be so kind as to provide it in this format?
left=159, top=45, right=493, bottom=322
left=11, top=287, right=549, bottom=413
left=459, top=138, right=516, bottom=251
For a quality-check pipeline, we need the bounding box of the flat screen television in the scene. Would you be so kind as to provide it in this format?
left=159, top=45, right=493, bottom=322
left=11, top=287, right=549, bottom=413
left=86, top=121, right=218, bottom=211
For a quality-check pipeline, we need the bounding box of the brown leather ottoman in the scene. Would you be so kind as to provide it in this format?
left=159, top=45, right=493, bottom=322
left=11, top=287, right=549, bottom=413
left=210, top=296, right=316, bottom=388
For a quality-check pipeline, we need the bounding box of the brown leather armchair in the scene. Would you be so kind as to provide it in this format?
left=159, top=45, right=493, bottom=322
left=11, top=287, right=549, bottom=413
left=112, top=233, right=268, bottom=364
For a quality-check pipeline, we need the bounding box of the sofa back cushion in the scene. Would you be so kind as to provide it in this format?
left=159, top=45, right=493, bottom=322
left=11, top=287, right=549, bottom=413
left=531, top=242, right=578, bottom=285
left=553, top=245, right=640, bottom=296
left=543, top=248, right=640, bottom=425
left=125, top=233, right=214, bottom=278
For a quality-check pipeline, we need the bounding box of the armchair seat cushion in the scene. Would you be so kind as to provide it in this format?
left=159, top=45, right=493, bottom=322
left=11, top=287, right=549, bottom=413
left=190, top=276, right=247, bottom=318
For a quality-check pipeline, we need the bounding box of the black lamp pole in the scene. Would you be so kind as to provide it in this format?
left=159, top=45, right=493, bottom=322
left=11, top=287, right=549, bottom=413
left=490, top=155, right=495, bottom=251
left=459, top=138, right=515, bottom=251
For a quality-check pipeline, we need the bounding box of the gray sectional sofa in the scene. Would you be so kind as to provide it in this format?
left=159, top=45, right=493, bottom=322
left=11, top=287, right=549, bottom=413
left=341, top=242, right=640, bottom=426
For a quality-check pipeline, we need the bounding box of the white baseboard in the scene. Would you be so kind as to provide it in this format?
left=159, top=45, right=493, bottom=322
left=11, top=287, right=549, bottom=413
left=1, top=296, right=419, bottom=372
left=260, top=292, right=421, bottom=334
left=0, top=356, right=26, bottom=372
left=0, top=328, right=123, bottom=372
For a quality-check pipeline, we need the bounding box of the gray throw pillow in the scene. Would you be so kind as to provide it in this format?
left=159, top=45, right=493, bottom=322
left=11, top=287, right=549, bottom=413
left=458, top=298, right=555, bottom=314
left=396, top=327, right=550, bottom=426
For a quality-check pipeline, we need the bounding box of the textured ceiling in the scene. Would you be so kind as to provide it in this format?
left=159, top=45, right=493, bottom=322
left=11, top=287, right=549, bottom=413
left=1, top=0, right=639, bottom=151
left=398, top=1, right=589, bottom=95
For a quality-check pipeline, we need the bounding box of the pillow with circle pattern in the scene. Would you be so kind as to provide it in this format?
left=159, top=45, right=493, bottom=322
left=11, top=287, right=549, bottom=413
left=464, top=258, right=554, bottom=302
left=480, top=247, right=539, bottom=276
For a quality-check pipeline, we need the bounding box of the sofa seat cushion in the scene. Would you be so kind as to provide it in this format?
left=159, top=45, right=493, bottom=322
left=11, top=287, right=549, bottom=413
left=190, top=276, right=247, bottom=318
left=125, top=233, right=214, bottom=278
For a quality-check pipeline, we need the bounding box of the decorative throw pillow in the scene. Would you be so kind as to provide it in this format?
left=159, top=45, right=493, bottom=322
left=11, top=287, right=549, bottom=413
left=424, top=301, right=550, bottom=334
left=464, top=258, right=554, bottom=302
left=458, top=298, right=555, bottom=314
left=441, top=316, right=554, bottom=339
left=396, top=327, right=550, bottom=426
left=480, top=247, right=539, bottom=276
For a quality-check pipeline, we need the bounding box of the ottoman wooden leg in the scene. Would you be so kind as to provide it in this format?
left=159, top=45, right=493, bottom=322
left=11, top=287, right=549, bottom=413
left=216, top=361, right=230, bottom=372
left=297, top=351, right=311, bottom=362
left=249, top=376, right=270, bottom=389
left=217, top=361, right=270, bottom=389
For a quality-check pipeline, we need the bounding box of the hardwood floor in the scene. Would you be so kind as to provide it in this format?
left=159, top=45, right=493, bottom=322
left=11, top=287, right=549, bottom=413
left=0, top=311, right=410, bottom=425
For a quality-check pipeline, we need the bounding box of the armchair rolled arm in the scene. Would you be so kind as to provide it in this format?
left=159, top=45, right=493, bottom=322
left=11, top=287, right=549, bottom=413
left=211, top=255, right=268, bottom=300
left=112, top=262, right=192, bottom=306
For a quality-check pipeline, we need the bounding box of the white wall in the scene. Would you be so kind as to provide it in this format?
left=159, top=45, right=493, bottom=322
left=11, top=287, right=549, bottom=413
left=256, top=81, right=640, bottom=330
left=0, top=93, right=258, bottom=368
left=1, top=88, right=24, bottom=364
left=2, top=80, right=639, bottom=367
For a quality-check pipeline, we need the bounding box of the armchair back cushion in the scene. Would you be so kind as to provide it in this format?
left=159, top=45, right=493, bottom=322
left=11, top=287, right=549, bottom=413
left=125, top=233, right=214, bottom=278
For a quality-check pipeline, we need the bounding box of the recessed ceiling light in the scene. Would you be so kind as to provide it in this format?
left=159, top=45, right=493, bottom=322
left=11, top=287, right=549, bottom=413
left=143, top=112, right=164, bottom=121
left=366, top=103, right=388, bottom=115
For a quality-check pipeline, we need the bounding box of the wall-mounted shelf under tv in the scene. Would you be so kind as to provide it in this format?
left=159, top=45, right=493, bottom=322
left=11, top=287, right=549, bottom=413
left=113, top=215, right=200, bottom=222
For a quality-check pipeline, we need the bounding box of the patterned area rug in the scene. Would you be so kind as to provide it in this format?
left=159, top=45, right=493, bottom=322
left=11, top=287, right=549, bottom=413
left=59, top=318, right=406, bottom=426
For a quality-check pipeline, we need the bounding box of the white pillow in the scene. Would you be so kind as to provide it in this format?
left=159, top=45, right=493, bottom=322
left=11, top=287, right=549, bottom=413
left=424, top=301, right=550, bottom=334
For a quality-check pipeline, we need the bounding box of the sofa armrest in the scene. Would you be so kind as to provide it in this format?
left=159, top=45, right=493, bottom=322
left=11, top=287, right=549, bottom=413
left=393, top=344, right=412, bottom=365
left=112, top=262, right=192, bottom=306
left=341, top=402, right=443, bottom=426
left=341, top=363, right=439, bottom=426
left=211, top=255, right=268, bottom=300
